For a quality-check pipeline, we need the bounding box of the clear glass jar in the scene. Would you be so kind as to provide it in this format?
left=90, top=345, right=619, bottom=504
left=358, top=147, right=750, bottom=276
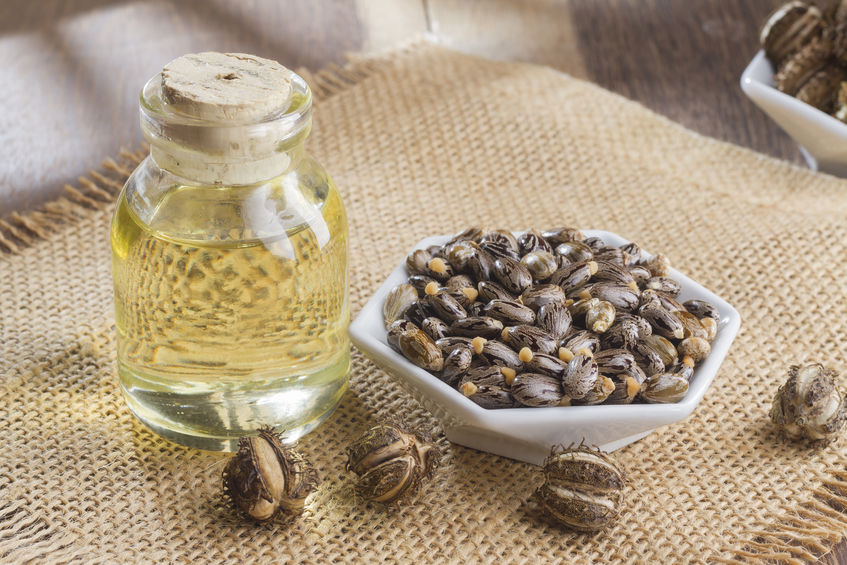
left=110, top=54, right=349, bottom=451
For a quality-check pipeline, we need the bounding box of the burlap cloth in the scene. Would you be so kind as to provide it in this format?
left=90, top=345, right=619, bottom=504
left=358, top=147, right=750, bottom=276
left=3, top=41, right=847, bottom=564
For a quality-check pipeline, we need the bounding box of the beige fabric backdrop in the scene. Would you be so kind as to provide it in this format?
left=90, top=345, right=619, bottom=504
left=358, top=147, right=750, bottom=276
left=2, top=42, right=847, bottom=563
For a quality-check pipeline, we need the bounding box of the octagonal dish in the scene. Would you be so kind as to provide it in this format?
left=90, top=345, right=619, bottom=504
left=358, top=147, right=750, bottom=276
left=349, top=230, right=741, bottom=465
left=741, top=50, right=847, bottom=177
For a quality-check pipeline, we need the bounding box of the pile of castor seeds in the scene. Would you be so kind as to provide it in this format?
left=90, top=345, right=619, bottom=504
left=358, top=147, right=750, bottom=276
left=383, top=228, right=720, bottom=409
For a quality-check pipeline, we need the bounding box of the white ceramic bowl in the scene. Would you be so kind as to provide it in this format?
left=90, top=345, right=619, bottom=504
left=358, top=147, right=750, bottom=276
left=349, top=230, right=741, bottom=465
left=741, top=50, right=847, bottom=176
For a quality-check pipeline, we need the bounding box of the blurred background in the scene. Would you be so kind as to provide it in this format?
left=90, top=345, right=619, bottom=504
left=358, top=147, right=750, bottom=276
left=0, top=0, right=790, bottom=214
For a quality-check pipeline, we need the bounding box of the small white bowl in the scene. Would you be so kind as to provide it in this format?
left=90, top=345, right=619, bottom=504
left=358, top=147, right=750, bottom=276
left=349, top=230, right=741, bottom=465
left=741, top=50, right=847, bottom=177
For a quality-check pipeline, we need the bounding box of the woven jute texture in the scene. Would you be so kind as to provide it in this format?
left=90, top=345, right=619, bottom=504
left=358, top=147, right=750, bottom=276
left=3, top=41, right=847, bottom=564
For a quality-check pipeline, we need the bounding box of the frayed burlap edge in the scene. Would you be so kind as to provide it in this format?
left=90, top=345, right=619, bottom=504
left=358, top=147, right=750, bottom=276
left=713, top=464, right=847, bottom=564
left=3, top=39, right=847, bottom=563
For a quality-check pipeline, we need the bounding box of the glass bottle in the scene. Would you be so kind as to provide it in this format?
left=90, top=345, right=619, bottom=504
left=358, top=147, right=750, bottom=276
left=110, top=53, right=349, bottom=451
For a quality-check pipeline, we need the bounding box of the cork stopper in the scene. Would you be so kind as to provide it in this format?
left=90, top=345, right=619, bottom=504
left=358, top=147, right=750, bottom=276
left=161, top=52, right=292, bottom=122
left=140, top=52, right=311, bottom=185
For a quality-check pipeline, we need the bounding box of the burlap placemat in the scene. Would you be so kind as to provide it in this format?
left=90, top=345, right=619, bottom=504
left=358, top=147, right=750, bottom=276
left=3, top=41, right=847, bottom=564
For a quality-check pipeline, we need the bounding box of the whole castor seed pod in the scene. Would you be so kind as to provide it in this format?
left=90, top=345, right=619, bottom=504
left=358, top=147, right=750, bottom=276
left=222, top=427, right=319, bottom=522
left=536, top=444, right=625, bottom=532
left=346, top=423, right=440, bottom=504
left=770, top=363, right=847, bottom=442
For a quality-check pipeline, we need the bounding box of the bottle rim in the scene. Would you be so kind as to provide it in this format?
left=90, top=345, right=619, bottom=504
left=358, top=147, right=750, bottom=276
left=138, top=68, right=313, bottom=185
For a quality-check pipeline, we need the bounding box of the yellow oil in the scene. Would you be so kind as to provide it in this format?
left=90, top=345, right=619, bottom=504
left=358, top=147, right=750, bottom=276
left=111, top=173, right=349, bottom=450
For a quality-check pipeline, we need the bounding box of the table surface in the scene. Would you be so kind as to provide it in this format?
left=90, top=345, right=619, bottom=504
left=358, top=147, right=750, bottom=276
left=0, top=0, right=841, bottom=562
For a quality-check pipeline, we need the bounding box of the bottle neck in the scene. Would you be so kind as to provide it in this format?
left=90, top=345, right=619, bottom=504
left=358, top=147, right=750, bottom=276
left=139, top=71, right=313, bottom=186
left=148, top=130, right=308, bottom=186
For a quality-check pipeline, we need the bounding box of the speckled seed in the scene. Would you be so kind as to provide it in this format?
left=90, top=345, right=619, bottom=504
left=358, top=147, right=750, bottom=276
left=445, top=274, right=475, bottom=291
left=521, top=250, right=559, bottom=281
left=594, top=247, right=627, bottom=267
left=467, top=248, right=496, bottom=282
left=481, top=229, right=519, bottom=252
left=562, top=354, right=600, bottom=400
left=562, top=330, right=601, bottom=355
left=673, top=310, right=708, bottom=340
left=520, top=284, right=568, bottom=311
left=524, top=353, right=568, bottom=379
left=641, top=372, right=688, bottom=403
left=518, top=229, right=553, bottom=256
left=398, top=328, right=444, bottom=372
left=620, top=242, right=641, bottom=265
left=387, top=319, right=417, bottom=349
left=572, top=376, right=616, bottom=405
left=444, top=287, right=477, bottom=310
left=426, top=257, right=454, bottom=282
left=551, top=260, right=596, bottom=292
left=502, top=325, right=558, bottom=356
left=642, top=289, right=686, bottom=313
left=542, top=227, right=583, bottom=246
left=625, top=363, right=647, bottom=385
left=403, top=301, right=431, bottom=327
left=477, top=280, right=514, bottom=303
left=586, top=300, right=616, bottom=333
left=582, top=237, right=606, bottom=252
left=555, top=241, right=594, bottom=263
left=628, top=265, right=651, bottom=284
left=638, top=301, right=684, bottom=340
left=537, top=302, right=572, bottom=341
left=594, top=348, right=636, bottom=374
left=482, top=299, right=537, bottom=326
left=604, top=372, right=643, bottom=404
left=426, top=244, right=445, bottom=258
left=512, top=373, right=563, bottom=407
left=569, top=297, right=599, bottom=319
left=478, top=339, right=523, bottom=369
left=585, top=283, right=639, bottom=311
left=460, top=382, right=515, bottom=409
left=445, top=226, right=483, bottom=247
left=668, top=361, right=694, bottom=381
left=616, top=313, right=652, bottom=339
left=493, top=256, right=533, bottom=294
left=678, top=337, right=711, bottom=363
left=638, top=335, right=679, bottom=367
left=423, top=292, right=467, bottom=323
left=592, top=261, right=636, bottom=286
left=445, top=240, right=478, bottom=273
left=435, top=336, right=473, bottom=355
left=449, top=316, right=504, bottom=338
left=700, top=317, right=718, bottom=341
left=644, top=252, right=671, bottom=277
left=634, top=348, right=665, bottom=378
left=408, top=274, right=437, bottom=294
left=405, top=249, right=432, bottom=275
left=601, top=319, right=640, bottom=350
left=421, top=317, right=449, bottom=341
left=468, top=301, right=485, bottom=317
left=645, top=276, right=681, bottom=296
left=383, top=283, right=418, bottom=328
left=460, top=366, right=506, bottom=388
left=441, top=345, right=473, bottom=386
left=479, top=240, right=521, bottom=261
left=683, top=299, right=720, bottom=323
